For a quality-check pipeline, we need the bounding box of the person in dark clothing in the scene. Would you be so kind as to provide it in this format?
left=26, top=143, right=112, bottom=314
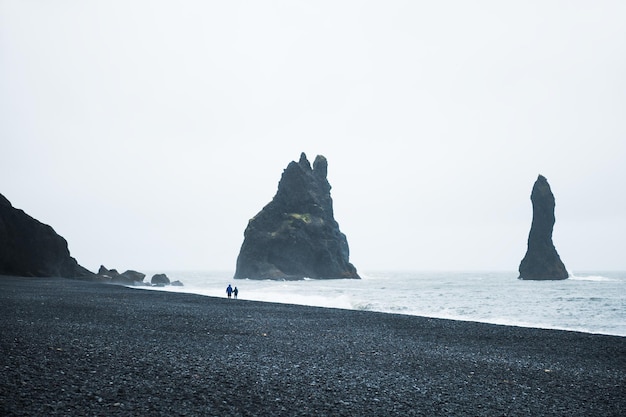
left=226, top=284, right=233, bottom=299
left=233, top=287, right=238, bottom=299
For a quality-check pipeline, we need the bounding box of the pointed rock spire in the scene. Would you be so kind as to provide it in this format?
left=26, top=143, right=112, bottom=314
left=313, top=155, right=328, bottom=180
left=298, top=152, right=312, bottom=171
left=518, top=175, right=568, bottom=280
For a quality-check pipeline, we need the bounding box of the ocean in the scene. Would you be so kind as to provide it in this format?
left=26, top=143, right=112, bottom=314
left=141, top=271, right=626, bottom=337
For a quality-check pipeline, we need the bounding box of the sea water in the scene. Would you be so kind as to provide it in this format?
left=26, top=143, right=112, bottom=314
left=141, top=271, right=626, bottom=337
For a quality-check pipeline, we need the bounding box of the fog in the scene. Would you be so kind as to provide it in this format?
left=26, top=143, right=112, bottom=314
left=1, top=1, right=625, bottom=272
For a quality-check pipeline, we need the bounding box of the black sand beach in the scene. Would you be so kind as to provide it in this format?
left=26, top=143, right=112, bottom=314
left=1, top=276, right=624, bottom=416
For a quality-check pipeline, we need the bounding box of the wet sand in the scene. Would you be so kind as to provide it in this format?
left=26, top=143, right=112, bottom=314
left=1, top=276, right=624, bottom=416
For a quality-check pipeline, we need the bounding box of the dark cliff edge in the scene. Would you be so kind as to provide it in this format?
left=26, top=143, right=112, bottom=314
left=0, top=193, right=94, bottom=279
left=518, top=175, right=568, bottom=280
left=234, top=153, right=360, bottom=280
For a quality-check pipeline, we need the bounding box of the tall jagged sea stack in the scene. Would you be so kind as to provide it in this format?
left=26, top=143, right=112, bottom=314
left=519, top=175, right=568, bottom=280
left=234, top=153, right=359, bottom=280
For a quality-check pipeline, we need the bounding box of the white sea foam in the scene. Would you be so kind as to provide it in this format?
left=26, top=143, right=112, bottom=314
left=568, top=272, right=617, bottom=282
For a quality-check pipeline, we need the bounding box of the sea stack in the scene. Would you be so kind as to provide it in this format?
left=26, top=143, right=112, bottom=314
left=518, top=175, right=568, bottom=280
left=234, top=153, right=360, bottom=280
left=0, top=193, right=93, bottom=278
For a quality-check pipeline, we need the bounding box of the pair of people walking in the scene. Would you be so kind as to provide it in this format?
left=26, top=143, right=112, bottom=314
left=226, top=284, right=238, bottom=299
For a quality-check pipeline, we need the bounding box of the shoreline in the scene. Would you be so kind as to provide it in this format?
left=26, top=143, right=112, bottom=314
left=1, top=276, right=624, bottom=416
left=132, top=271, right=626, bottom=338
left=140, top=283, right=626, bottom=338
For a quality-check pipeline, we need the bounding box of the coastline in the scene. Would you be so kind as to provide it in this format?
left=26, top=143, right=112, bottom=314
left=134, top=270, right=626, bottom=337
left=1, top=276, right=624, bottom=416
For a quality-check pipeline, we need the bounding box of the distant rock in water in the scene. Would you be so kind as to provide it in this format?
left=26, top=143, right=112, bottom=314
left=151, top=273, right=170, bottom=286
left=98, top=265, right=119, bottom=278
left=115, top=270, right=146, bottom=285
left=234, top=153, right=360, bottom=280
left=97, top=266, right=182, bottom=287
left=0, top=193, right=93, bottom=278
left=519, top=175, right=568, bottom=280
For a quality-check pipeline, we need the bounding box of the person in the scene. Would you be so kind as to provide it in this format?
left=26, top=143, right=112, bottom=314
left=226, top=284, right=233, bottom=299
left=233, top=287, right=239, bottom=299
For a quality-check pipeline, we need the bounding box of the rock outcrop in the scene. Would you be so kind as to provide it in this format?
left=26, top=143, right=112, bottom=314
left=115, top=270, right=146, bottom=285
left=0, top=193, right=93, bottom=278
left=97, top=265, right=183, bottom=287
left=151, top=273, right=170, bottom=286
left=519, top=175, right=568, bottom=280
left=234, top=153, right=360, bottom=280
left=98, top=265, right=118, bottom=278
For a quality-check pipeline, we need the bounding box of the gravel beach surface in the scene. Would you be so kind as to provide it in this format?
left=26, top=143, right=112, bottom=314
left=1, top=276, right=624, bottom=416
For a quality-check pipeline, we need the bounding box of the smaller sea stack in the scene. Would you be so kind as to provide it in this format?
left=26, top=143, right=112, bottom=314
left=234, top=153, right=359, bottom=280
left=518, top=175, right=568, bottom=280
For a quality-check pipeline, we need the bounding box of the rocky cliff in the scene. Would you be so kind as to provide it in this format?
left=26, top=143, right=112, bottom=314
left=518, top=175, right=568, bottom=280
left=0, top=193, right=93, bottom=278
left=234, top=153, right=360, bottom=280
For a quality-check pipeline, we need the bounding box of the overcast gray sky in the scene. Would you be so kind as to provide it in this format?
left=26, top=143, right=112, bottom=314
left=1, top=1, right=625, bottom=273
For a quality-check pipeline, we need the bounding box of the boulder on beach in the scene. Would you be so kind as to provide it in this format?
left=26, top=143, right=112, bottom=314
left=518, top=175, right=568, bottom=280
left=234, top=152, right=360, bottom=280
left=97, top=266, right=181, bottom=286
left=151, top=273, right=170, bottom=286
left=98, top=265, right=119, bottom=279
left=0, top=193, right=93, bottom=279
left=116, top=270, right=146, bottom=285
left=97, top=266, right=146, bottom=284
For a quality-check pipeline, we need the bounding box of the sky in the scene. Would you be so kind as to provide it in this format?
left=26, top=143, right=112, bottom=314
left=1, top=1, right=625, bottom=273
